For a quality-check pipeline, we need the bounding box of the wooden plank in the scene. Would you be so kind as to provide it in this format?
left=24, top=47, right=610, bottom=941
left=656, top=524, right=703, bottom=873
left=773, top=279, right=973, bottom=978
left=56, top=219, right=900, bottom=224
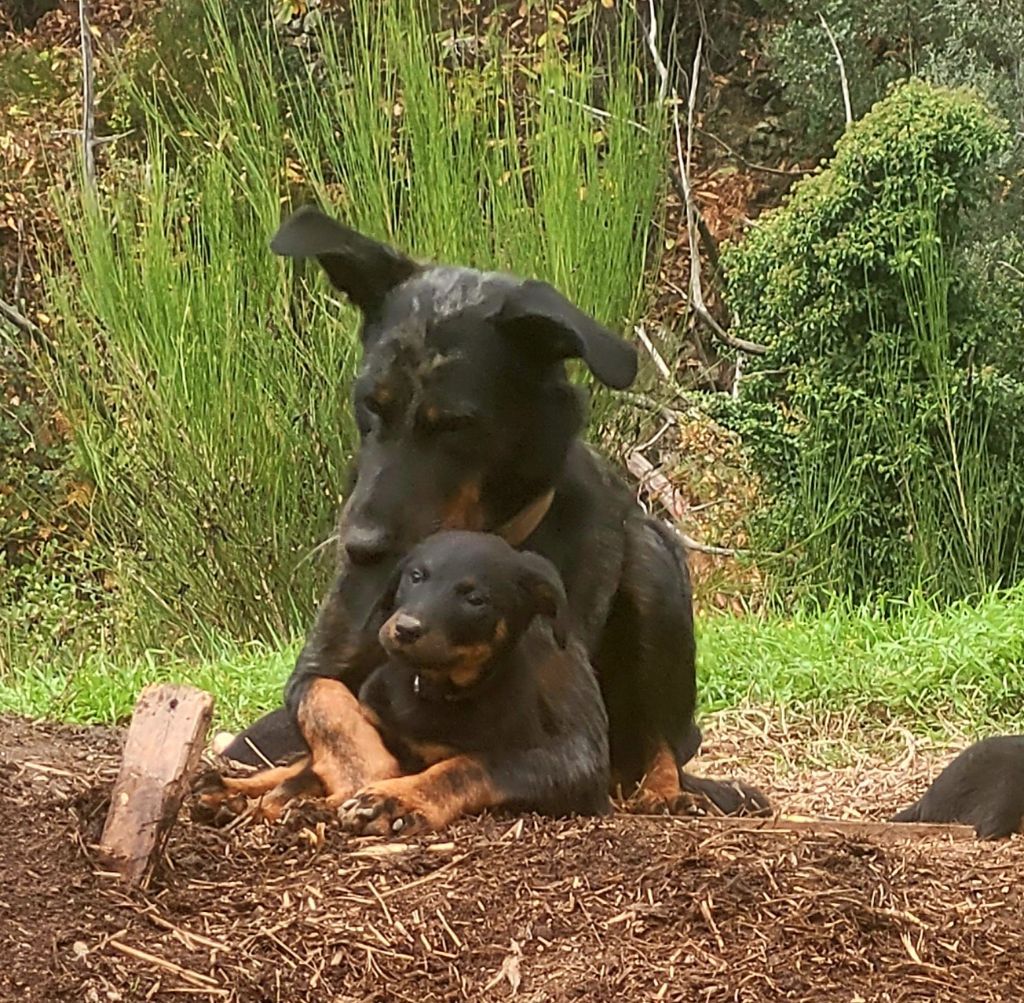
left=98, top=683, right=214, bottom=886
left=681, top=813, right=977, bottom=843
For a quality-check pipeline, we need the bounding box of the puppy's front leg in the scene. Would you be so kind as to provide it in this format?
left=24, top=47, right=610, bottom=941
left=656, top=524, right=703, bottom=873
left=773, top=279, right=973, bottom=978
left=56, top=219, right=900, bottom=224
left=338, top=739, right=609, bottom=836
left=337, top=755, right=498, bottom=835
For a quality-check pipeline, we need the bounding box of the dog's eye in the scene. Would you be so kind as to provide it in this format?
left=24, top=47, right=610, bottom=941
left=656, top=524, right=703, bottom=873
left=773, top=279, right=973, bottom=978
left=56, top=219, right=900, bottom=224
left=420, top=410, right=477, bottom=434
left=456, top=582, right=486, bottom=607
left=355, top=400, right=380, bottom=437
left=408, top=567, right=427, bottom=584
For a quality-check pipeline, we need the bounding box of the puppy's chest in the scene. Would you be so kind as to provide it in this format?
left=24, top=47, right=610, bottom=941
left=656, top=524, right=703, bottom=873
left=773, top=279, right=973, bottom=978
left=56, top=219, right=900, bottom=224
left=362, top=668, right=534, bottom=767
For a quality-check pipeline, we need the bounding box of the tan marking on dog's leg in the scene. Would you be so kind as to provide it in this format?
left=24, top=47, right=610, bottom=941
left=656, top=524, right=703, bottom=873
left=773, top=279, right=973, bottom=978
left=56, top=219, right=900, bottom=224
left=629, top=740, right=684, bottom=812
left=340, top=755, right=501, bottom=835
left=298, top=678, right=401, bottom=806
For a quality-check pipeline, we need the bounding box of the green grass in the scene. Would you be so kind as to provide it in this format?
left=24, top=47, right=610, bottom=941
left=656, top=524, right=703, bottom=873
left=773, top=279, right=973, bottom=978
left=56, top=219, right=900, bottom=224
left=699, top=583, right=1024, bottom=737
left=4, top=586, right=1021, bottom=738
left=0, top=639, right=299, bottom=733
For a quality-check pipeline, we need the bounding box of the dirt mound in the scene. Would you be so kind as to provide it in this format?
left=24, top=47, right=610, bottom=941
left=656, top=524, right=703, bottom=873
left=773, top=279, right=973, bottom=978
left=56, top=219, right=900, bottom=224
left=1, top=714, right=1022, bottom=1002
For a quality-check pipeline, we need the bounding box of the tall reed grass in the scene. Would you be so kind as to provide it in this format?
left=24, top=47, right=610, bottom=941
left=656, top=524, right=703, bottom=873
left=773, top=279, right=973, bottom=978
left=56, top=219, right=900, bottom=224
left=37, top=0, right=665, bottom=655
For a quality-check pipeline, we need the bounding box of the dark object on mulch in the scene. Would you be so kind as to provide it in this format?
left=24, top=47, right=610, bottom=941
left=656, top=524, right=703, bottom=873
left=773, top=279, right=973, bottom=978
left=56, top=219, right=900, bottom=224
left=891, top=734, right=1024, bottom=839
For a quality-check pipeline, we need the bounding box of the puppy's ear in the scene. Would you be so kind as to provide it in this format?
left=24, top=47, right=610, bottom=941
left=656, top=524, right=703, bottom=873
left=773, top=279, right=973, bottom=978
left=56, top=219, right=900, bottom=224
left=517, top=552, right=570, bottom=649
left=271, top=206, right=418, bottom=316
left=497, top=279, right=638, bottom=390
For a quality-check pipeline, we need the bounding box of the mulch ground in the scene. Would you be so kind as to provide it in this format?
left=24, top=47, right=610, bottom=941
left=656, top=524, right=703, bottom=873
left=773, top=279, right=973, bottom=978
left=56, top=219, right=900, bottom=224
left=1, top=713, right=1022, bottom=1003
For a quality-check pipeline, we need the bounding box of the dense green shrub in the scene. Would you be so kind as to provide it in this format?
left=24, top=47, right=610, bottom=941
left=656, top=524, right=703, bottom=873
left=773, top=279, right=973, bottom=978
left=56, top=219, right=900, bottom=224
left=719, top=79, right=1024, bottom=602
left=760, top=0, right=1024, bottom=149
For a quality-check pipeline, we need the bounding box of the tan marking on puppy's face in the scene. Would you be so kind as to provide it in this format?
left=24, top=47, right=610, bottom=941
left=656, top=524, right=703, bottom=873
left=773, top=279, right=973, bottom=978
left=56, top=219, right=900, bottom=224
left=446, top=641, right=497, bottom=688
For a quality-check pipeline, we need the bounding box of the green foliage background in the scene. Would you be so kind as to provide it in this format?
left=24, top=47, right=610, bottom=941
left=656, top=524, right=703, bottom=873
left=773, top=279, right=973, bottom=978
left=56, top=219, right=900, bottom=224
left=7, top=0, right=666, bottom=665
left=719, top=80, right=1024, bottom=601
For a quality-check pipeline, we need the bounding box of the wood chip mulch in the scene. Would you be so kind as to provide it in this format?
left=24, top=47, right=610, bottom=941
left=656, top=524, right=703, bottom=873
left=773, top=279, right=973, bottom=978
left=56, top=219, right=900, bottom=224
left=1, top=713, right=1021, bottom=1003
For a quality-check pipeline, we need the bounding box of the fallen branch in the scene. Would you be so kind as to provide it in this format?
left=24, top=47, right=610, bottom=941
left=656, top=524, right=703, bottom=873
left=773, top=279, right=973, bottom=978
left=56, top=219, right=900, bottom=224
left=0, top=297, right=44, bottom=340
left=98, top=683, right=214, bottom=887
left=684, top=813, right=977, bottom=844
left=626, top=450, right=739, bottom=557
left=818, top=12, right=853, bottom=127
left=108, top=939, right=226, bottom=992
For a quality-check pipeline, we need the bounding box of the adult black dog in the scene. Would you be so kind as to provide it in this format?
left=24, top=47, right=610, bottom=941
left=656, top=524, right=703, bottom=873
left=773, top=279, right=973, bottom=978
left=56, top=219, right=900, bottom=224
left=217, top=205, right=767, bottom=820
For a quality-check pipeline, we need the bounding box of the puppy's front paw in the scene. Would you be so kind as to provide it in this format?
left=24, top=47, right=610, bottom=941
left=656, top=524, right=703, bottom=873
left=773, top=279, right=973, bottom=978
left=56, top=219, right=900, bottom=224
left=337, top=782, right=432, bottom=836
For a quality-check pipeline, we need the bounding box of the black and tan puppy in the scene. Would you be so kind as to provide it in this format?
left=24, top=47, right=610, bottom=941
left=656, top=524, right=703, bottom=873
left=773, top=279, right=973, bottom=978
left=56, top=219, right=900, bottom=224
left=891, top=735, right=1024, bottom=839
left=339, top=530, right=610, bottom=834
left=216, top=205, right=766, bottom=820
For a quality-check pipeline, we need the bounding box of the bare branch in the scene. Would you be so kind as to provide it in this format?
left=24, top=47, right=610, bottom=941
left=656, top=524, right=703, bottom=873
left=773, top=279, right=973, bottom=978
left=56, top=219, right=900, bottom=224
left=79, top=0, right=97, bottom=191
left=668, top=166, right=721, bottom=275
left=0, top=298, right=44, bottom=340
left=818, top=12, right=853, bottom=128
left=543, top=89, right=650, bottom=134
left=626, top=450, right=739, bottom=557
left=644, top=0, right=670, bottom=102
left=53, top=127, right=136, bottom=147
left=672, top=39, right=769, bottom=357
left=695, top=127, right=813, bottom=178
left=633, top=323, right=674, bottom=381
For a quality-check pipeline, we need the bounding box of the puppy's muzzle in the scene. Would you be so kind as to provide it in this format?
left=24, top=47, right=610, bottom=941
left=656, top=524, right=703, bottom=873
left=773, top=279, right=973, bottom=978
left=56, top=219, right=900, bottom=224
left=382, top=610, right=425, bottom=651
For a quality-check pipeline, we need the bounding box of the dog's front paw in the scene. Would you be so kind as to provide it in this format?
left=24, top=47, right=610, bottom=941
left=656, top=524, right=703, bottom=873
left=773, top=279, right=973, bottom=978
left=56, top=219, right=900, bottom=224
left=191, top=768, right=247, bottom=825
left=337, top=782, right=433, bottom=836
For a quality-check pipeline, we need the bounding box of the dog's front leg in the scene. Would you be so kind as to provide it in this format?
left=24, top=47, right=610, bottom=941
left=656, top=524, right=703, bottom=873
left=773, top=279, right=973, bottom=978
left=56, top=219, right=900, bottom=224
left=338, top=738, right=610, bottom=836
left=296, top=678, right=401, bottom=806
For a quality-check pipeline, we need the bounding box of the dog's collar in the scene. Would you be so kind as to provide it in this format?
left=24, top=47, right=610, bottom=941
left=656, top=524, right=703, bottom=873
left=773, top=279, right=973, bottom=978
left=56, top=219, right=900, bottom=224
left=493, top=488, right=555, bottom=547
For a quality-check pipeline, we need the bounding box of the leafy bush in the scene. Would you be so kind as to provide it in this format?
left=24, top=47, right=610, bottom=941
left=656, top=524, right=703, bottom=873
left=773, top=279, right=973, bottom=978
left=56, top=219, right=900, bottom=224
left=761, top=0, right=1023, bottom=149
left=32, top=0, right=665, bottom=654
left=719, top=79, right=1024, bottom=602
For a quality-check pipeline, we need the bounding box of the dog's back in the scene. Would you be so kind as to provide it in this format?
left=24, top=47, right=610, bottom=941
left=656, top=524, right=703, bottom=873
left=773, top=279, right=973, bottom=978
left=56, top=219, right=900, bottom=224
left=891, top=735, right=1024, bottom=838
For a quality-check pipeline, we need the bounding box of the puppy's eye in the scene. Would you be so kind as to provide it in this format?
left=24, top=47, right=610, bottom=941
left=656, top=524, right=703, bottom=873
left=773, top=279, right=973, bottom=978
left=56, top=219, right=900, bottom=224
left=456, top=582, right=486, bottom=607
left=408, top=567, right=427, bottom=584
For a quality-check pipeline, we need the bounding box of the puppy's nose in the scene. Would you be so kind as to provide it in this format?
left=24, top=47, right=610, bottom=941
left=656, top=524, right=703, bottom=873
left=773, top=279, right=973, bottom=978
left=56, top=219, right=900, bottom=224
left=391, top=614, right=424, bottom=645
left=343, top=526, right=391, bottom=565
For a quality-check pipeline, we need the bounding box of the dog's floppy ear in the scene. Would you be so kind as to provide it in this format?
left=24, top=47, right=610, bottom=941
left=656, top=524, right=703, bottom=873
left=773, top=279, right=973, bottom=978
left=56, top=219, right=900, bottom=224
left=270, top=206, right=418, bottom=315
left=497, top=279, right=638, bottom=390
left=517, top=552, right=570, bottom=648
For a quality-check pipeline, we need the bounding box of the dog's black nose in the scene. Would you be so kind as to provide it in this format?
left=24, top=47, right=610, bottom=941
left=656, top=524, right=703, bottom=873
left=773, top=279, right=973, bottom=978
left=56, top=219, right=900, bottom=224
left=343, top=526, right=391, bottom=565
left=391, top=614, right=424, bottom=645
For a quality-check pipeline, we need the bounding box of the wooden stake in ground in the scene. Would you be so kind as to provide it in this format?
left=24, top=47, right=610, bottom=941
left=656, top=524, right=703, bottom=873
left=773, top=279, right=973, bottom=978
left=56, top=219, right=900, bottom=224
left=99, top=684, right=214, bottom=887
